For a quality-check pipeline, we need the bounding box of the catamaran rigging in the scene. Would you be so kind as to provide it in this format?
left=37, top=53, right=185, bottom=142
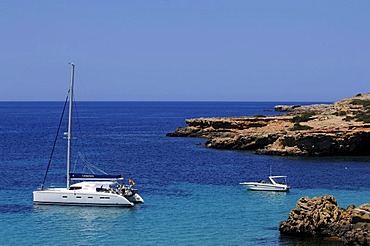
left=33, top=63, right=144, bottom=206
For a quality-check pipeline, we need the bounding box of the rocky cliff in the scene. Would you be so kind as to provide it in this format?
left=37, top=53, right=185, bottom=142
left=279, top=195, right=370, bottom=245
left=167, top=93, right=370, bottom=156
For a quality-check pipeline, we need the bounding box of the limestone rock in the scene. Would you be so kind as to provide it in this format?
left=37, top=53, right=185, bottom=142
left=274, top=104, right=301, bottom=112
left=167, top=93, right=370, bottom=156
left=279, top=195, right=370, bottom=245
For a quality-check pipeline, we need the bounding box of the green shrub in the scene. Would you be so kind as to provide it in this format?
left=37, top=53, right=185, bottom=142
left=350, top=99, right=370, bottom=107
left=345, top=110, right=370, bottom=123
left=343, top=116, right=354, bottom=121
left=354, top=112, right=370, bottom=123
left=291, top=112, right=315, bottom=123
left=333, top=111, right=347, bottom=116
left=290, top=123, right=313, bottom=131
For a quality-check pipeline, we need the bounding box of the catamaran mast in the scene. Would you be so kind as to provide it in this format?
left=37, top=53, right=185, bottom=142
left=67, top=63, right=75, bottom=189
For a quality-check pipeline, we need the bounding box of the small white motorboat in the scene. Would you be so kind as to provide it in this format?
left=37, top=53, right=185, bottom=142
left=240, top=176, right=290, bottom=192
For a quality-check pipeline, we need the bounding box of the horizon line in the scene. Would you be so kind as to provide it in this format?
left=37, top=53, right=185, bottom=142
left=0, top=99, right=333, bottom=103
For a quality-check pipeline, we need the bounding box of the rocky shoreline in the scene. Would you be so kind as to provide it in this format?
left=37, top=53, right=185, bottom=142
left=167, top=93, right=370, bottom=156
left=279, top=195, right=370, bottom=245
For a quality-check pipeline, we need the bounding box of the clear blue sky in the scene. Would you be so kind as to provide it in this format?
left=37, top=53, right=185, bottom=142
left=1, top=1, right=369, bottom=101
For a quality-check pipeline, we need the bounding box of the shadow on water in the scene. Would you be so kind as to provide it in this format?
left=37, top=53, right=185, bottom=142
left=147, top=185, right=193, bottom=198
left=0, top=204, right=33, bottom=214
left=32, top=204, right=139, bottom=216
left=279, top=235, right=342, bottom=246
left=241, top=189, right=290, bottom=205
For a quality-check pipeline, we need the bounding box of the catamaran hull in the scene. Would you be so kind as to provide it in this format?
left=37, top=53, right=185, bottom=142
left=33, top=189, right=134, bottom=207
left=239, top=183, right=289, bottom=192
left=126, top=193, right=144, bottom=203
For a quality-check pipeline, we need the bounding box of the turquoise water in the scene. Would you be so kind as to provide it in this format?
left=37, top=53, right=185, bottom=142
left=1, top=185, right=369, bottom=245
left=0, top=102, right=369, bottom=245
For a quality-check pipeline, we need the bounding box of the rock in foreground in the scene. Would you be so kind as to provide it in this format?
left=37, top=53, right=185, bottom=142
left=279, top=195, right=370, bottom=245
left=167, top=93, right=370, bottom=156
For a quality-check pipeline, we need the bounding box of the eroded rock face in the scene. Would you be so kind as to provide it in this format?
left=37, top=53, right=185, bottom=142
left=274, top=104, right=301, bottom=112
left=279, top=195, right=370, bottom=245
left=167, top=93, right=370, bottom=156
left=256, top=132, right=370, bottom=156
left=279, top=195, right=341, bottom=237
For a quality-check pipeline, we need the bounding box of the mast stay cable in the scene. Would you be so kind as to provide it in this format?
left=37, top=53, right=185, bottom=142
left=40, top=95, right=69, bottom=190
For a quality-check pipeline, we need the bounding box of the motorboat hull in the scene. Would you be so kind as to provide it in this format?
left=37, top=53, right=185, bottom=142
left=239, top=182, right=289, bottom=192
left=33, top=188, right=135, bottom=207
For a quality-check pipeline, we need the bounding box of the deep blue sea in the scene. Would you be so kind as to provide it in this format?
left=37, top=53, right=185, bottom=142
left=0, top=101, right=369, bottom=245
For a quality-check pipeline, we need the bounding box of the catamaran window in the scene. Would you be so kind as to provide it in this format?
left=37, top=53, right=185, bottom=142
left=76, top=196, right=81, bottom=199
left=69, top=186, right=82, bottom=190
left=62, top=196, right=68, bottom=199
left=99, top=197, right=110, bottom=200
left=88, top=197, right=93, bottom=199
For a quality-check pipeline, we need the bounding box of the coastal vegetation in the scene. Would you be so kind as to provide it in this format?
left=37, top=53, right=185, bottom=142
left=290, top=122, right=313, bottom=131
left=291, top=112, right=315, bottom=123
left=353, top=111, right=370, bottom=123
left=290, top=112, right=315, bottom=131
left=342, top=99, right=370, bottom=123
left=333, top=111, right=347, bottom=116
left=350, top=98, right=370, bottom=107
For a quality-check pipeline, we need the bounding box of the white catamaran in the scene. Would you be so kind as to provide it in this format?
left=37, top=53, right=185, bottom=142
left=33, top=63, right=144, bottom=207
